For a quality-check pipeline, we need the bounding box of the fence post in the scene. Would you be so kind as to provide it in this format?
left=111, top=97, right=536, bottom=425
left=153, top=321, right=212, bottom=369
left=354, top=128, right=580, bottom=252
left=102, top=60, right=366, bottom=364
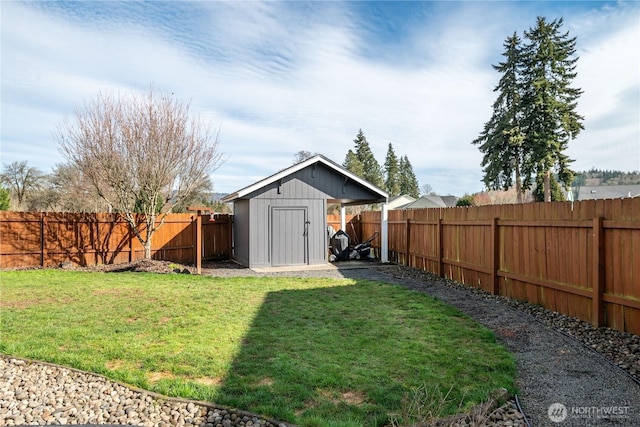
left=592, top=217, right=604, bottom=327
left=40, top=213, right=46, bottom=267
left=490, top=217, right=499, bottom=295
left=227, top=215, right=233, bottom=260
left=128, top=217, right=133, bottom=263
left=194, top=215, right=202, bottom=274
left=405, top=219, right=411, bottom=267
left=437, top=218, right=444, bottom=277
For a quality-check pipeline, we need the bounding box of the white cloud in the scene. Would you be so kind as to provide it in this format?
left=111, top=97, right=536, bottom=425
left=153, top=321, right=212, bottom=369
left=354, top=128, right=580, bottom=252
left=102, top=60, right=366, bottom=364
left=1, top=1, right=638, bottom=199
left=569, top=5, right=640, bottom=172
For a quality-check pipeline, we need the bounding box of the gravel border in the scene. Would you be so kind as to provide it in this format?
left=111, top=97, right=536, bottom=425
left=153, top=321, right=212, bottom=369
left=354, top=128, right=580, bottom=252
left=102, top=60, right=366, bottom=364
left=0, top=356, right=290, bottom=427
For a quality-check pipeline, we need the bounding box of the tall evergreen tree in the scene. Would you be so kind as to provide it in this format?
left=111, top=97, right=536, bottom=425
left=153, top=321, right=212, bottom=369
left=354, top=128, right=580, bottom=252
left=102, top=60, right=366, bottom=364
left=398, top=155, right=420, bottom=198
left=343, top=149, right=364, bottom=178
left=352, top=129, right=384, bottom=188
left=473, top=17, right=583, bottom=203
left=520, top=17, right=584, bottom=202
left=533, top=173, right=565, bottom=202
left=473, top=33, right=526, bottom=203
left=383, top=143, right=401, bottom=196
left=0, top=187, right=10, bottom=211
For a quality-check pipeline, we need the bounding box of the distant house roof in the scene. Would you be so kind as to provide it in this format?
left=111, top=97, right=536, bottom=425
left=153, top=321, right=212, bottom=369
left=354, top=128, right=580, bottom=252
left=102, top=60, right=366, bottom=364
left=402, top=196, right=457, bottom=209
left=387, top=195, right=416, bottom=210
left=221, top=154, right=388, bottom=205
left=439, top=196, right=459, bottom=207
left=577, top=185, right=640, bottom=201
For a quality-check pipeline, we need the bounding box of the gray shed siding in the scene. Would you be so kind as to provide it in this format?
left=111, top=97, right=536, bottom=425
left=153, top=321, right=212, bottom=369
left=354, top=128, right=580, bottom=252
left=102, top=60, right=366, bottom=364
left=247, top=198, right=326, bottom=268
left=244, top=163, right=379, bottom=201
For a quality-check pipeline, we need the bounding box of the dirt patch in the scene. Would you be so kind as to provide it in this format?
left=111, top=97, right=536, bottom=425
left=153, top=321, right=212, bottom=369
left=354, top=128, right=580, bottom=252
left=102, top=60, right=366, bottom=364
left=105, top=360, right=125, bottom=370
left=317, top=389, right=367, bottom=406
left=89, top=259, right=192, bottom=274
left=257, top=377, right=274, bottom=387
left=147, top=371, right=176, bottom=383
left=195, top=377, right=223, bottom=386
left=341, top=391, right=366, bottom=405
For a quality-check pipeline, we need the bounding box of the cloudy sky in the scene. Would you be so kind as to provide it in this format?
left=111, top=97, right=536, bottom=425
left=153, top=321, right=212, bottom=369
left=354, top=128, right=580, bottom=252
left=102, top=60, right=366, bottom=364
left=2, top=1, right=639, bottom=197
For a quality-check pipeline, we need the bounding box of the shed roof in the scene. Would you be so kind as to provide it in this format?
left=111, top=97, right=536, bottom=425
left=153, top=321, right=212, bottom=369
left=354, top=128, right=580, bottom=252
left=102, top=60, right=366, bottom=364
left=221, top=154, right=388, bottom=205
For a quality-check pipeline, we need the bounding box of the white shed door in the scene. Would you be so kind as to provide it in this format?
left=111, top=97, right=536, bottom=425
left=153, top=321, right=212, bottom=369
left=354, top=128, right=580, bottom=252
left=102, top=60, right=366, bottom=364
left=271, top=207, right=308, bottom=266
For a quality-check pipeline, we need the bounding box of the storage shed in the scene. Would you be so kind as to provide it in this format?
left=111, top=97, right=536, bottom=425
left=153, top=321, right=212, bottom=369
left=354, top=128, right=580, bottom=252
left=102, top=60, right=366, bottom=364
left=221, top=155, right=389, bottom=268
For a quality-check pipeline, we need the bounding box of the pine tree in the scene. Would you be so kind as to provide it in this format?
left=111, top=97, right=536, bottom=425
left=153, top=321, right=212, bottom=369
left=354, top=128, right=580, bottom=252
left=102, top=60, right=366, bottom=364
left=352, top=129, right=384, bottom=188
left=520, top=17, right=584, bottom=202
left=383, top=143, right=401, bottom=196
left=533, top=173, right=565, bottom=202
left=0, top=187, right=10, bottom=211
left=473, top=17, right=583, bottom=203
left=473, top=33, right=526, bottom=203
left=399, top=156, right=420, bottom=198
left=343, top=149, right=364, bottom=178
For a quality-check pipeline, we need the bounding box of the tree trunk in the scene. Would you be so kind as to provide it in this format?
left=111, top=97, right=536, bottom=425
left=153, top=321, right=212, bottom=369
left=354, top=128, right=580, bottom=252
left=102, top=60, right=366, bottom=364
left=515, top=163, right=523, bottom=204
left=544, top=170, right=552, bottom=202
left=143, top=214, right=155, bottom=259
left=143, top=240, right=152, bottom=259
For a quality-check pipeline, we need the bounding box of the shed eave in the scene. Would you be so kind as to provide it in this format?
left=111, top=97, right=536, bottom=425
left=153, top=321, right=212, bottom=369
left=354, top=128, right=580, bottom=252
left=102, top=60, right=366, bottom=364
left=220, top=192, right=239, bottom=203
left=221, top=154, right=388, bottom=202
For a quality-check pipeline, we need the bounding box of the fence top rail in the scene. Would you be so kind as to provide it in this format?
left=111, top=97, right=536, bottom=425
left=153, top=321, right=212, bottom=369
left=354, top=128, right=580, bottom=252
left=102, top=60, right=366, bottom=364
left=388, top=220, right=440, bottom=225
left=379, top=218, right=639, bottom=230
left=443, top=220, right=494, bottom=226
left=498, top=219, right=593, bottom=228
left=603, top=220, right=640, bottom=230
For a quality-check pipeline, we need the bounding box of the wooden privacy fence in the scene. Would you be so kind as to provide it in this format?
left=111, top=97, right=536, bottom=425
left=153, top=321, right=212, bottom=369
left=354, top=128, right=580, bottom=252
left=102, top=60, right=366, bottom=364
left=327, top=213, right=384, bottom=256
left=2, top=201, right=638, bottom=334
left=0, top=212, right=232, bottom=273
left=375, top=198, right=639, bottom=335
left=327, top=214, right=361, bottom=244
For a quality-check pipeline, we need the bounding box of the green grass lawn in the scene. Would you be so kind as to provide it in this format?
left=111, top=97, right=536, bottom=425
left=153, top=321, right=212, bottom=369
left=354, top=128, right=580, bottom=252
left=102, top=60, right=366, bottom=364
left=0, top=270, right=515, bottom=426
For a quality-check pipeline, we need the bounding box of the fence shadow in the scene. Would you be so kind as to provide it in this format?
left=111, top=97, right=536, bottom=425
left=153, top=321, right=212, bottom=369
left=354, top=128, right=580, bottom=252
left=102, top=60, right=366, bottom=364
left=0, top=212, right=203, bottom=268
left=0, top=212, right=132, bottom=267
left=216, top=272, right=514, bottom=425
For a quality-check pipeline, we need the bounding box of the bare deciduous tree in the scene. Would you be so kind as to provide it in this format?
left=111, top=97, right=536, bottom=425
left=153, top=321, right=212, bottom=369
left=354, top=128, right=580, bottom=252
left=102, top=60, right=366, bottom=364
left=420, top=183, right=436, bottom=196
left=47, top=163, right=107, bottom=212
left=0, top=161, right=45, bottom=209
left=57, top=87, right=224, bottom=259
left=293, top=150, right=315, bottom=164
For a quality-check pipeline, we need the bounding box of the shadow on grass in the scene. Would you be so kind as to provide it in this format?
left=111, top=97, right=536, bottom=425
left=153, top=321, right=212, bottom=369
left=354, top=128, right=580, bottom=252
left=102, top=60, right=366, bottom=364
left=215, top=274, right=515, bottom=427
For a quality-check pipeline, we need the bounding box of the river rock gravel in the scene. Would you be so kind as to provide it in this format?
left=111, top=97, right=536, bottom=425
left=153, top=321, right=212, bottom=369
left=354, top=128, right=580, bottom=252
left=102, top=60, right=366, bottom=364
left=0, top=356, right=288, bottom=427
